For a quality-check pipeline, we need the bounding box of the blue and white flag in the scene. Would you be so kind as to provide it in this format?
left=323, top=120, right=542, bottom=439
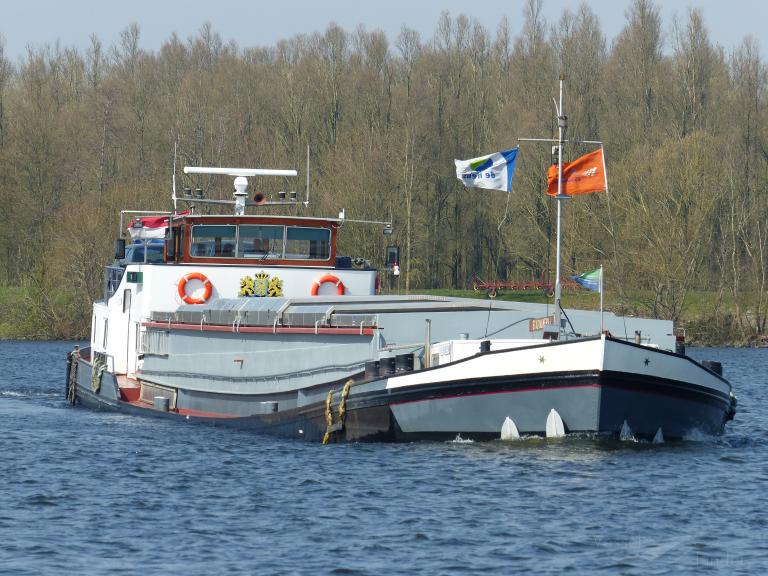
left=454, top=147, right=519, bottom=192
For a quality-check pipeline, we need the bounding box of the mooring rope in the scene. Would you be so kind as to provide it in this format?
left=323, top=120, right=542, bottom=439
left=322, top=379, right=354, bottom=445
left=91, top=355, right=107, bottom=393
left=66, top=348, right=80, bottom=405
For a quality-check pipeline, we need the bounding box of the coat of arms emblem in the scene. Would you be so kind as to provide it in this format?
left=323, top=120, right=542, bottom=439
left=239, top=271, right=284, bottom=297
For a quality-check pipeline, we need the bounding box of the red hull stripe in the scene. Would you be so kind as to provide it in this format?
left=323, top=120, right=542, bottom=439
left=143, top=321, right=375, bottom=336
left=177, top=407, right=238, bottom=418
left=124, top=399, right=236, bottom=419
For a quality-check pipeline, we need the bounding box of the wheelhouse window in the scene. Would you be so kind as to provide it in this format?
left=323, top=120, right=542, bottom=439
left=285, top=226, right=330, bottom=260
left=238, top=225, right=284, bottom=259
left=190, top=225, right=237, bottom=258
left=124, top=241, right=165, bottom=264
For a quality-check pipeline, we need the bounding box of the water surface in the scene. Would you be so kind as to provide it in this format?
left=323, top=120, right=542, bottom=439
left=0, top=342, right=765, bottom=574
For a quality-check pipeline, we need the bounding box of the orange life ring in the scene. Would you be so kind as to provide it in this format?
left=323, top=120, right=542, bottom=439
left=178, top=272, right=213, bottom=304
left=311, top=274, right=345, bottom=296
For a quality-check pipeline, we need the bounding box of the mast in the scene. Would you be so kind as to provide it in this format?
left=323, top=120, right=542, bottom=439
left=518, top=77, right=604, bottom=339
left=553, top=74, right=570, bottom=337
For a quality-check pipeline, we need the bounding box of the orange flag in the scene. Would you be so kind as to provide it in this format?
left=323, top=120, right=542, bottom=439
left=546, top=148, right=607, bottom=196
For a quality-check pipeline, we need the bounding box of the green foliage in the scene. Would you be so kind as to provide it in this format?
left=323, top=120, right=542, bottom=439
left=0, top=286, right=28, bottom=338
left=0, top=1, right=766, bottom=344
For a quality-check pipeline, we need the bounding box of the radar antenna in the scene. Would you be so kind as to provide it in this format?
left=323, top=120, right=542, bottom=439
left=181, top=166, right=299, bottom=215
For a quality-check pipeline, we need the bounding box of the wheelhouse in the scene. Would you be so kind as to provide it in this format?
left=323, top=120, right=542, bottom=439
left=105, top=214, right=345, bottom=301
left=164, top=215, right=339, bottom=267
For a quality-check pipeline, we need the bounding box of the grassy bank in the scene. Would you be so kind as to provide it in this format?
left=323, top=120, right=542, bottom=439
left=403, top=287, right=760, bottom=347
left=0, top=283, right=761, bottom=346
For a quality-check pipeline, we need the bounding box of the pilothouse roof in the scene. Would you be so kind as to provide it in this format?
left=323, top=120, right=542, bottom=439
left=172, top=214, right=343, bottom=225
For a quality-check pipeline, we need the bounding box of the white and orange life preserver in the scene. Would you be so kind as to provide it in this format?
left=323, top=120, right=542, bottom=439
left=177, top=272, right=213, bottom=304
left=310, top=274, right=345, bottom=296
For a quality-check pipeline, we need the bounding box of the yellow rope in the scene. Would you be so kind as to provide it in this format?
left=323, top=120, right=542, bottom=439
left=322, top=379, right=355, bottom=445
left=325, top=389, right=334, bottom=427
left=338, top=379, right=353, bottom=422
left=322, top=388, right=334, bottom=444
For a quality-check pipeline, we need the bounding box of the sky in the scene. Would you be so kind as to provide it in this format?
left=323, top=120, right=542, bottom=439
left=0, top=0, right=765, bottom=62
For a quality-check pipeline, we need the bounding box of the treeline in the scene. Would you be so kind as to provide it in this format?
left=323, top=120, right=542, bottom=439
left=0, top=0, right=766, bottom=342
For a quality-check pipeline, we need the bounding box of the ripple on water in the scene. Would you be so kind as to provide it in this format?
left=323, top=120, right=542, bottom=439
left=0, top=342, right=766, bottom=575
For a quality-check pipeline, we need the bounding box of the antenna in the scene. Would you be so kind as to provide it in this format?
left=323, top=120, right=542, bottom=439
left=183, top=167, right=297, bottom=177
left=305, top=143, right=310, bottom=206
left=181, top=166, right=299, bottom=215
left=171, top=142, right=178, bottom=211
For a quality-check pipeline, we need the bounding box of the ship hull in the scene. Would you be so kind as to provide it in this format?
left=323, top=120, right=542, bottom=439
left=68, top=337, right=734, bottom=442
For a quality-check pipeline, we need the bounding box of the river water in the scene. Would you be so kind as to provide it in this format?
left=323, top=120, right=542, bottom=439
left=0, top=341, right=765, bottom=575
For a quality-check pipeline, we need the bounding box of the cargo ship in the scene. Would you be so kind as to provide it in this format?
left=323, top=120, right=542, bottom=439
left=64, top=165, right=735, bottom=442
left=65, top=79, right=736, bottom=442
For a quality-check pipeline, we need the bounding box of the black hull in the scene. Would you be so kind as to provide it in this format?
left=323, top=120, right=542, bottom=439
left=70, top=358, right=734, bottom=443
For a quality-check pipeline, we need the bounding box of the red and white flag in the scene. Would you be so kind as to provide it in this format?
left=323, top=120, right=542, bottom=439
left=127, top=216, right=170, bottom=240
